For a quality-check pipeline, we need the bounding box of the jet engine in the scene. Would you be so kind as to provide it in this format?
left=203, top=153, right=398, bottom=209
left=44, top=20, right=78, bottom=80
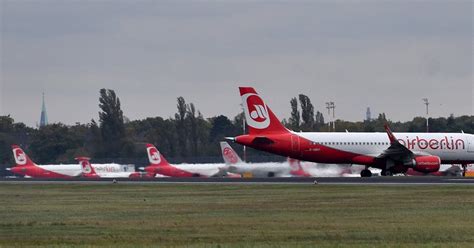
left=412, top=156, right=441, bottom=173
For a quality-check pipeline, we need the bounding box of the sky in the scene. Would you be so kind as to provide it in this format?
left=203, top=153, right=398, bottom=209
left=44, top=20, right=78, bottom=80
left=1, top=1, right=472, bottom=127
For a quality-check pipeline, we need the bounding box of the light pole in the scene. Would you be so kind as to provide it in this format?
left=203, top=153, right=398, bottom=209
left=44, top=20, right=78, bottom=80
left=325, top=102, right=331, bottom=131
left=330, top=102, right=335, bottom=131
left=422, top=98, right=429, bottom=132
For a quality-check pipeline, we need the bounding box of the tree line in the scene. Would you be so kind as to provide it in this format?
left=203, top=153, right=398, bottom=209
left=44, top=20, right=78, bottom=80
left=0, top=89, right=472, bottom=165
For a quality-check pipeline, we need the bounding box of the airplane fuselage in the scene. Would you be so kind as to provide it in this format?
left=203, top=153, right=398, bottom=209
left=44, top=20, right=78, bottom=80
left=236, top=132, right=474, bottom=167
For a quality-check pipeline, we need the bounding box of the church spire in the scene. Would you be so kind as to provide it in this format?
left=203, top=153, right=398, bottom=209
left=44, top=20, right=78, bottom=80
left=39, top=92, right=48, bottom=127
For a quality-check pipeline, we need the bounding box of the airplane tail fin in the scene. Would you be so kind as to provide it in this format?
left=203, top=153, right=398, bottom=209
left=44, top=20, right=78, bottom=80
left=288, top=158, right=311, bottom=177
left=75, top=157, right=98, bottom=177
left=220, top=141, right=243, bottom=165
left=146, top=143, right=171, bottom=166
left=11, top=145, right=36, bottom=167
left=239, top=87, right=289, bottom=135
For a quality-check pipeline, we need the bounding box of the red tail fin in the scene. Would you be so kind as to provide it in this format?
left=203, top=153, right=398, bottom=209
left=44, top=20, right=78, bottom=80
left=239, top=87, right=289, bottom=135
left=288, top=158, right=310, bottom=177
left=220, top=141, right=243, bottom=165
left=11, top=145, right=36, bottom=166
left=146, top=144, right=171, bottom=166
left=75, top=157, right=98, bottom=177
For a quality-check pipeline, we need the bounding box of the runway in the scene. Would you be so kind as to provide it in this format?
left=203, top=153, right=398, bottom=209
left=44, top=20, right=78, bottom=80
left=1, top=176, right=474, bottom=185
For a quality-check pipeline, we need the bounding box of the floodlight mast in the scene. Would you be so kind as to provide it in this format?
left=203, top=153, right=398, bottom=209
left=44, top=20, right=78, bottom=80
left=422, top=98, right=429, bottom=132
left=330, top=102, right=335, bottom=131
left=325, top=102, right=331, bottom=131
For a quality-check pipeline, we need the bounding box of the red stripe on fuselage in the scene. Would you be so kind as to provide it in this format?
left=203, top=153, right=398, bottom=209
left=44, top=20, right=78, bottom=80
left=145, top=164, right=200, bottom=177
left=10, top=165, right=74, bottom=178
left=235, top=133, right=376, bottom=166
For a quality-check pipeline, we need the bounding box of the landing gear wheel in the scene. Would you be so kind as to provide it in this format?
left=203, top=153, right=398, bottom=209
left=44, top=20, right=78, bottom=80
left=462, top=164, right=467, bottom=177
left=360, top=169, right=372, bottom=177
left=381, top=170, right=393, bottom=176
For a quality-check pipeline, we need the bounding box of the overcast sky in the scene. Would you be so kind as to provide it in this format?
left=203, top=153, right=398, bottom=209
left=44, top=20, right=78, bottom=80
left=1, top=1, right=472, bottom=127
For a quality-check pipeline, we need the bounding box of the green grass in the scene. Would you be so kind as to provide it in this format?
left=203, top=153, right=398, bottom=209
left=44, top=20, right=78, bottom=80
left=0, top=183, right=473, bottom=247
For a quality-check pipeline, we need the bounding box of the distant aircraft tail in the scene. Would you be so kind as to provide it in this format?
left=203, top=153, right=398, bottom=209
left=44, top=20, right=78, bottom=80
left=288, top=158, right=311, bottom=177
left=146, top=143, right=171, bottom=166
left=239, top=87, right=289, bottom=135
left=220, top=141, right=243, bottom=165
left=76, top=157, right=99, bottom=178
left=11, top=145, right=36, bottom=167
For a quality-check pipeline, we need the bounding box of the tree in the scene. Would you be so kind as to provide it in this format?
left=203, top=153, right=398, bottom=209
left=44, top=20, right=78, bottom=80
left=98, top=89, right=125, bottom=157
left=29, top=123, right=83, bottom=163
left=175, top=97, right=188, bottom=157
left=315, top=111, right=325, bottom=130
left=299, top=94, right=315, bottom=131
left=288, top=97, right=300, bottom=131
left=187, top=103, right=199, bottom=156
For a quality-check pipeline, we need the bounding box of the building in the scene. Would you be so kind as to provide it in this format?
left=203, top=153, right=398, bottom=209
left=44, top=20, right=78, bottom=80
left=39, top=93, right=48, bottom=127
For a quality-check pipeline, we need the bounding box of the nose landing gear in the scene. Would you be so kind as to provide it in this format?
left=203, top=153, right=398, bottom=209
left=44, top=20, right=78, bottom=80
left=360, top=167, right=372, bottom=177
left=462, top=164, right=467, bottom=177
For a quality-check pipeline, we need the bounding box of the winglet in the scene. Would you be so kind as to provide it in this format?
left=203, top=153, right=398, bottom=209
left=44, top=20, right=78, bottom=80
left=384, top=124, right=397, bottom=144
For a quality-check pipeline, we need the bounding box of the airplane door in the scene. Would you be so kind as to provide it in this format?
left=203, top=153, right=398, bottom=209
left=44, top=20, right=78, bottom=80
left=468, top=136, right=474, bottom=153
left=291, top=134, right=300, bottom=152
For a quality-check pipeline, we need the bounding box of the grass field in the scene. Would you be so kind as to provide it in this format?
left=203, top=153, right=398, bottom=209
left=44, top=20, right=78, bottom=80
left=0, top=183, right=473, bottom=247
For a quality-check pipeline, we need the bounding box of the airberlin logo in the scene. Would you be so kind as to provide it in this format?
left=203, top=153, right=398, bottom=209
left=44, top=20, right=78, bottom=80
left=13, top=148, right=27, bottom=165
left=242, top=93, right=270, bottom=129
left=288, top=159, right=300, bottom=170
left=223, top=147, right=238, bottom=164
left=147, top=147, right=161, bottom=164
left=398, top=136, right=465, bottom=150
left=81, top=161, right=92, bottom=173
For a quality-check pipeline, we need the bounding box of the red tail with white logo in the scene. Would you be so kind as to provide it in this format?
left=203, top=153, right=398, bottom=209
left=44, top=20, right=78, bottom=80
left=76, top=157, right=99, bottom=178
left=11, top=145, right=36, bottom=167
left=220, top=142, right=243, bottom=165
left=288, top=158, right=311, bottom=177
left=146, top=143, right=171, bottom=166
left=240, top=87, right=289, bottom=135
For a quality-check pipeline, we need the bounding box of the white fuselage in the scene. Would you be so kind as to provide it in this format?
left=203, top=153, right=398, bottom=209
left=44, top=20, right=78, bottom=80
left=91, top=163, right=135, bottom=173
left=93, top=172, right=138, bottom=178
left=227, top=162, right=292, bottom=177
left=297, top=132, right=474, bottom=163
left=171, top=163, right=225, bottom=177
left=36, top=164, right=82, bottom=177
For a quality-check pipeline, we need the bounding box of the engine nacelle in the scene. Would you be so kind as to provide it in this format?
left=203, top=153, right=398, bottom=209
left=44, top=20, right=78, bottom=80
left=412, top=156, right=441, bottom=173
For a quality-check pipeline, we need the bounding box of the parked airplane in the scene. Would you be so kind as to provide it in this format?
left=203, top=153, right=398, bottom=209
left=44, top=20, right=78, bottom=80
left=143, top=144, right=226, bottom=177
left=228, top=87, right=474, bottom=177
left=77, top=157, right=150, bottom=179
left=8, top=145, right=81, bottom=178
left=220, top=141, right=311, bottom=177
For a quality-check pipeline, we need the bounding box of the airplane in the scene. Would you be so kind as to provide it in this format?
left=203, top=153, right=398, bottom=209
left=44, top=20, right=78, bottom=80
left=8, top=145, right=82, bottom=178
left=227, top=87, right=474, bottom=177
left=220, top=141, right=311, bottom=177
left=77, top=157, right=151, bottom=179
left=89, top=162, right=135, bottom=174
left=143, top=143, right=226, bottom=177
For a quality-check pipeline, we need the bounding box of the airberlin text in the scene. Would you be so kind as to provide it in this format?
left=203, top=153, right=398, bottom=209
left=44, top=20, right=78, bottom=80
left=398, top=136, right=465, bottom=150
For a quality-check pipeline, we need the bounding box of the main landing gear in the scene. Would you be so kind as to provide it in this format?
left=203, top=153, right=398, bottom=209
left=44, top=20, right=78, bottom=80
left=360, top=167, right=372, bottom=177
left=461, top=164, right=468, bottom=177
left=381, top=170, right=393, bottom=176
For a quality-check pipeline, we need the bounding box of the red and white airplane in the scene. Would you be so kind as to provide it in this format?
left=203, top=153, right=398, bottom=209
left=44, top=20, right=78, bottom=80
left=143, top=144, right=226, bottom=177
left=220, top=141, right=311, bottom=177
left=228, top=87, right=474, bottom=177
left=8, top=145, right=82, bottom=178
left=77, top=157, right=151, bottom=179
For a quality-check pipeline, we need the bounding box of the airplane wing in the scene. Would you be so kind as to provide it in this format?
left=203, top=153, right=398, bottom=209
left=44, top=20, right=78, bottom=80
left=376, top=124, right=415, bottom=164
